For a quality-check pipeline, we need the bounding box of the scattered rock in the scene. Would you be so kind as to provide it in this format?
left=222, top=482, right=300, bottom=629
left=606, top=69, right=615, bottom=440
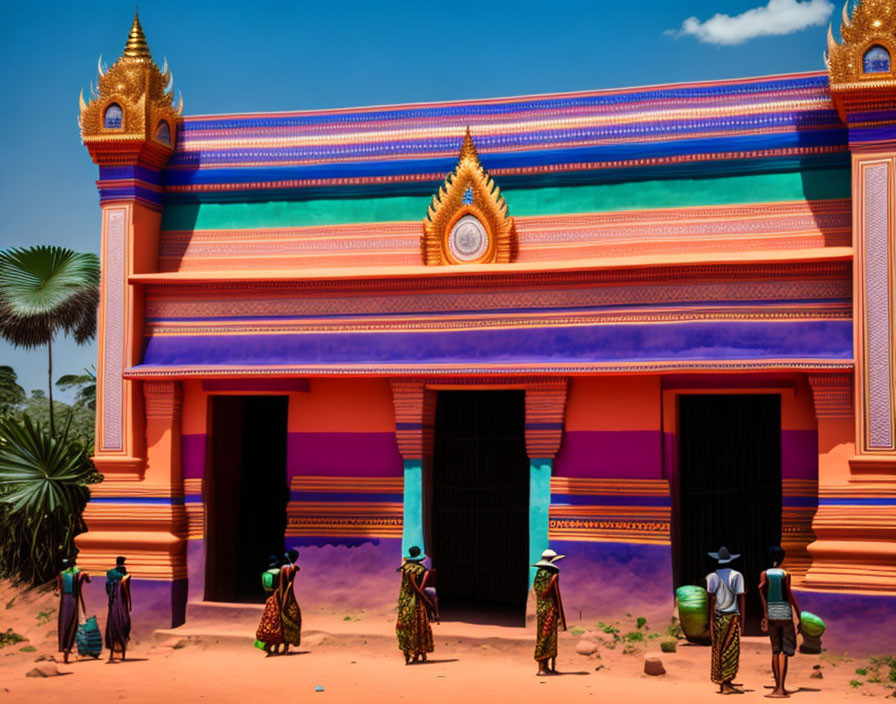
left=171, top=639, right=190, bottom=650
left=644, top=657, right=666, bottom=676
left=592, top=631, right=617, bottom=649
left=660, top=640, right=678, bottom=653
left=576, top=640, right=599, bottom=656
left=25, top=663, right=61, bottom=678
left=810, top=670, right=823, bottom=679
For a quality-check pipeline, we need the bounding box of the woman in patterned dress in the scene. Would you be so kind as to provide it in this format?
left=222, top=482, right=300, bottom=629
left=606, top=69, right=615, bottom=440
left=395, top=546, right=435, bottom=664
left=278, top=549, right=302, bottom=652
left=255, top=555, right=285, bottom=655
left=532, top=549, right=566, bottom=676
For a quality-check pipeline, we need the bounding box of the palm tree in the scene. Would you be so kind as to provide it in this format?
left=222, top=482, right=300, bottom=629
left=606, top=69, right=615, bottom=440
left=0, top=247, right=100, bottom=436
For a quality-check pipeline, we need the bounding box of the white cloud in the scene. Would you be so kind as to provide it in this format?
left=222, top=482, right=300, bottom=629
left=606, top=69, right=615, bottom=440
left=671, top=0, right=834, bottom=46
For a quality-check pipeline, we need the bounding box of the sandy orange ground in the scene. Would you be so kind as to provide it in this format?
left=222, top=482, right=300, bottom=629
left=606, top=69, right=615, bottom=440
left=0, top=582, right=893, bottom=703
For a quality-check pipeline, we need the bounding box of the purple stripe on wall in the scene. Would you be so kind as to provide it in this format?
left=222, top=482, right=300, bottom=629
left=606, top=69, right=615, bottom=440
left=141, top=320, right=854, bottom=368
left=201, top=378, right=309, bottom=392
left=782, top=429, right=818, bottom=480
left=182, top=433, right=206, bottom=479
left=287, top=432, right=402, bottom=477
left=554, top=430, right=662, bottom=479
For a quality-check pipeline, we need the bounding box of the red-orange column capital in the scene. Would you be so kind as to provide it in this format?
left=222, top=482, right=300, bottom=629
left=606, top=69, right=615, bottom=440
left=390, top=380, right=436, bottom=460
left=524, top=378, right=569, bottom=459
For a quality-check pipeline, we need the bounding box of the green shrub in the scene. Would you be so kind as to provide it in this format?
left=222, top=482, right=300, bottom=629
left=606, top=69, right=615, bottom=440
left=0, top=629, right=25, bottom=647
left=0, top=414, right=100, bottom=584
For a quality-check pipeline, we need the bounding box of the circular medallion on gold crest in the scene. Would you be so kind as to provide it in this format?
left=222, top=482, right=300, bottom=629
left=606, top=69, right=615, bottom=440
left=447, top=215, right=489, bottom=262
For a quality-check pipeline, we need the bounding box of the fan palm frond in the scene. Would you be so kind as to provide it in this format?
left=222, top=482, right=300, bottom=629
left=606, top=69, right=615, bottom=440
left=0, top=246, right=100, bottom=348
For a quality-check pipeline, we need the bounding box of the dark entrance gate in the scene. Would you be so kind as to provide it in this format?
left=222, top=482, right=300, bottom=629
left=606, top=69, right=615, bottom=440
left=676, top=394, right=782, bottom=635
left=432, top=390, right=529, bottom=624
left=205, top=396, right=289, bottom=603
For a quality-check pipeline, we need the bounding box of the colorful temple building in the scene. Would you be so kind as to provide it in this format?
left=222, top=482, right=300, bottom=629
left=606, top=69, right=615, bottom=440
left=77, top=5, right=896, bottom=650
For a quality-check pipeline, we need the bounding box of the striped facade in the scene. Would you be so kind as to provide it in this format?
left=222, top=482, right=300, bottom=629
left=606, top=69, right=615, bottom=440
left=76, top=14, right=896, bottom=650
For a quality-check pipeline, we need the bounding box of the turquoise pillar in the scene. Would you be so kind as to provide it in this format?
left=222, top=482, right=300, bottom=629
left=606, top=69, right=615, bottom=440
left=529, top=457, right=552, bottom=585
left=402, top=458, right=424, bottom=555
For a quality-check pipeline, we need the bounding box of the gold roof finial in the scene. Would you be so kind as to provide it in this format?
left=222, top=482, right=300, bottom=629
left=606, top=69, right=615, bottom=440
left=123, top=9, right=151, bottom=59
left=421, top=128, right=516, bottom=265
left=458, top=126, right=480, bottom=164
left=79, top=9, right=181, bottom=159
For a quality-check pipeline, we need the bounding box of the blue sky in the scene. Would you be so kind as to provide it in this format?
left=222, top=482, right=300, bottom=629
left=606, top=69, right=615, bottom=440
left=0, top=0, right=841, bottom=396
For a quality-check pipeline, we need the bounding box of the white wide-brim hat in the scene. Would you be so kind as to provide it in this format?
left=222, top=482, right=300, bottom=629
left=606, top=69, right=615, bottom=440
left=532, top=548, right=566, bottom=569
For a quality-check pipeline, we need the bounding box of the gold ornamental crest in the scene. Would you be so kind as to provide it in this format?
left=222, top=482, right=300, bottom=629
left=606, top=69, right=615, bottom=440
left=421, top=128, right=516, bottom=266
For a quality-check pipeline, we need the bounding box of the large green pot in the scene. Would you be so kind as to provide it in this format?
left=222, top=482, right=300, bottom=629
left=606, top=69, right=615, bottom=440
left=676, top=585, right=710, bottom=640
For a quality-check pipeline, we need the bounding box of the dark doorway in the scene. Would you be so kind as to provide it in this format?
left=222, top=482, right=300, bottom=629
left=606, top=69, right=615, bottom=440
left=676, top=394, right=782, bottom=635
left=205, top=396, right=289, bottom=603
left=432, top=390, right=529, bottom=625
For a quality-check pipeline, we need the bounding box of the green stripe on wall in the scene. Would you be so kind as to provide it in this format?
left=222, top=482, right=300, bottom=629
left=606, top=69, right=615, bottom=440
left=402, top=459, right=424, bottom=556
left=529, top=458, right=552, bottom=587
left=162, top=168, right=851, bottom=231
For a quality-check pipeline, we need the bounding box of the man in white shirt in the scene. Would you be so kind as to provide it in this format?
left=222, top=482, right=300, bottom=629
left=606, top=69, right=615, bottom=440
left=706, top=546, right=746, bottom=695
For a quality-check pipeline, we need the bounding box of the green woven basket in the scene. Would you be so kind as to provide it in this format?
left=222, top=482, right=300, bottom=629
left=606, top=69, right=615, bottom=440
left=676, top=585, right=710, bottom=640
left=800, top=611, right=826, bottom=637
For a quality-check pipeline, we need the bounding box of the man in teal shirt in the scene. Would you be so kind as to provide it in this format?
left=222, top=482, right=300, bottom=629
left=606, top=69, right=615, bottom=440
left=759, top=546, right=802, bottom=698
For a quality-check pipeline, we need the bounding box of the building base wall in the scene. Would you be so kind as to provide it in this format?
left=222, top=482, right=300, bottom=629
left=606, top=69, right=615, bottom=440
left=549, top=541, right=674, bottom=628
left=286, top=538, right=401, bottom=617
left=793, top=590, right=896, bottom=655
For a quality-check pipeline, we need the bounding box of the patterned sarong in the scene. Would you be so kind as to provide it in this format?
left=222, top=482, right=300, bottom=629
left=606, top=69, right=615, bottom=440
left=395, top=562, right=434, bottom=656
left=255, top=591, right=283, bottom=645
left=711, top=612, right=741, bottom=684
left=533, top=568, right=559, bottom=661
left=279, top=565, right=302, bottom=646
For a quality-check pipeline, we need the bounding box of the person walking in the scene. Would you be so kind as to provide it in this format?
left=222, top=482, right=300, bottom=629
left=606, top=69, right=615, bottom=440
left=256, top=555, right=285, bottom=655
left=278, top=549, right=302, bottom=653
left=707, top=546, right=746, bottom=695
left=759, top=546, right=802, bottom=698
left=104, top=556, right=132, bottom=662
left=395, top=546, right=435, bottom=664
left=55, top=557, right=90, bottom=664
left=532, top=548, right=567, bottom=676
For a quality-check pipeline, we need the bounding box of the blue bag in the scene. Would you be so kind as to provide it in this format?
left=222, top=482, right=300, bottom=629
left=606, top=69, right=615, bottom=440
left=76, top=615, right=103, bottom=658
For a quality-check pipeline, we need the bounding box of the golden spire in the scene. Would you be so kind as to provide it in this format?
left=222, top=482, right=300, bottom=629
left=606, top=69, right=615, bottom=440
left=123, top=10, right=151, bottom=59
left=79, top=9, right=181, bottom=159
left=458, top=126, right=480, bottom=164
left=421, top=128, right=516, bottom=266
